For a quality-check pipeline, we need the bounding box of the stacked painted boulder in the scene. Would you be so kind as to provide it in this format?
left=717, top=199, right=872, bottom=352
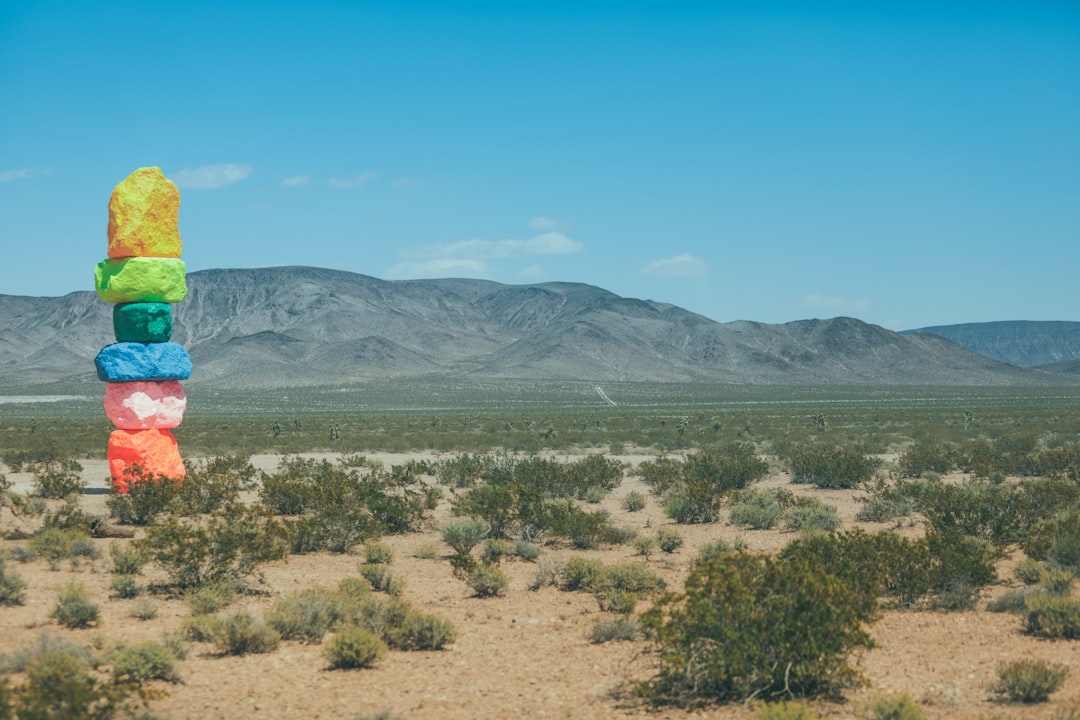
left=94, top=167, right=191, bottom=493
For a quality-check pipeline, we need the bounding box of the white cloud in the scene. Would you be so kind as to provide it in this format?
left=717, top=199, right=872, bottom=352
left=801, top=294, right=872, bottom=312
left=328, top=171, right=376, bottom=188
left=529, top=215, right=561, bottom=230
left=171, top=163, right=252, bottom=189
left=385, top=258, right=488, bottom=279
left=401, top=232, right=583, bottom=262
left=0, top=168, right=32, bottom=182
left=519, top=264, right=546, bottom=280
left=281, top=175, right=311, bottom=187
left=641, top=253, right=707, bottom=277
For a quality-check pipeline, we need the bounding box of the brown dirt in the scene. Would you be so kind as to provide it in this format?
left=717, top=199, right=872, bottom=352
left=2, top=452, right=1078, bottom=719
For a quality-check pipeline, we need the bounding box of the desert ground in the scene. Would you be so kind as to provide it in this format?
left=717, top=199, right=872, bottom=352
left=1, top=451, right=1078, bottom=720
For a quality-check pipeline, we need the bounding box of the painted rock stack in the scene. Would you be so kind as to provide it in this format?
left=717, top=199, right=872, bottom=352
left=94, top=167, right=192, bottom=493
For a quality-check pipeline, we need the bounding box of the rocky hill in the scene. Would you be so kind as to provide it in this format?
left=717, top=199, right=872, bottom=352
left=902, top=321, right=1080, bottom=368
left=0, top=266, right=1068, bottom=390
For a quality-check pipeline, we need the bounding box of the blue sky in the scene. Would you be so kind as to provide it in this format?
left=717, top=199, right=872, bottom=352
left=1, top=1, right=1077, bottom=330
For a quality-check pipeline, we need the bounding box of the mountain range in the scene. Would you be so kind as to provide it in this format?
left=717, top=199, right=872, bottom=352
left=0, top=266, right=1075, bottom=390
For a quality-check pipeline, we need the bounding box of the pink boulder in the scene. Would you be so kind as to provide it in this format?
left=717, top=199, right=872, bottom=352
left=107, top=429, right=186, bottom=493
left=104, top=381, right=186, bottom=429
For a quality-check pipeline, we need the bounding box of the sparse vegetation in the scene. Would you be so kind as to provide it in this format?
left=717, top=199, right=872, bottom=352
left=990, top=658, right=1068, bottom=703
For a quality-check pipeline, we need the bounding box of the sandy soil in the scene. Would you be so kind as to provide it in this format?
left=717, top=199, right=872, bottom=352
left=1, top=452, right=1078, bottom=719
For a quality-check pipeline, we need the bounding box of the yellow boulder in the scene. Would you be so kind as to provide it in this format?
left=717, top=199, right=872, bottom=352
left=107, top=166, right=182, bottom=258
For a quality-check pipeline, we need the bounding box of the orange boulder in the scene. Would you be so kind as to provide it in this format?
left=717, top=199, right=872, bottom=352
left=107, top=428, right=186, bottom=493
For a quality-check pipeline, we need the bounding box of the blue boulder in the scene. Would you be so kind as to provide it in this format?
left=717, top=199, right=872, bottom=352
left=95, top=342, right=193, bottom=382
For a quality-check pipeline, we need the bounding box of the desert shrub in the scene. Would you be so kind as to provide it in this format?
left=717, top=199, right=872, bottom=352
left=262, top=457, right=432, bottom=553
left=324, top=627, right=387, bottom=670
left=129, top=600, right=158, bottom=621
left=916, top=480, right=1024, bottom=547
left=989, top=658, right=1068, bottom=703
left=414, top=542, right=438, bottom=559
left=450, top=482, right=521, bottom=539
left=137, top=503, right=289, bottom=589
left=1013, top=558, right=1045, bottom=585
left=788, top=444, right=880, bottom=489
left=987, top=588, right=1037, bottom=614
left=442, top=518, right=489, bottom=556
left=481, top=538, right=513, bottom=564
left=1039, top=566, right=1075, bottom=596
left=1023, top=593, right=1080, bottom=639
left=437, top=452, right=494, bottom=487
left=2, top=651, right=142, bottom=720
left=779, top=529, right=931, bottom=610
left=543, top=500, right=620, bottom=549
left=898, top=441, right=953, bottom=478
left=782, top=500, right=840, bottom=534
left=51, top=583, right=99, bottom=629
left=583, top=486, right=606, bottom=503
left=639, top=549, right=876, bottom=704
left=174, top=453, right=251, bottom=514
left=111, top=641, right=178, bottom=684
left=467, top=564, right=509, bottom=597
left=663, top=445, right=769, bottom=524
left=394, top=613, right=457, bottom=651
left=109, top=575, right=140, bottom=599
left=633, top=535, right=656, bottom=556
left=859, top=693, right=925, bottom=720
left=754, top=701, right=817, bottom=720
left=657, top=528, right=684, bottom=553
left=599, top=588, right=639, bottom=614
left=559, top=557, right=605, bottom=591
left=638, top=456, right=684, bottom=496
left=729, top=490, right=782, bottom=529
left=514, top=539, right=540, bottom=561
left=184, top=581, right=237, bottom=615
left=926, top=530, right=997, bottom=610
left=31, top=461, right=86, bottom=499
left=106, top=470, right=182, bottom=525
left=363, top=542, right=394, bottom=565
left=565, top=454, right=624, bottom=498
left=360, top=564, right=404, bottom=595
left=0, top=557, right=26, bottom=605
left=856, top=480, right=917, bottom=524
left=211, top=611, right=281, bottom=655
left=622, top=490, right=647, bottom=512
left=530, top=557, right=565, bottom=590
left=0, top=633, right=95, bottom=674
left=182, top=614, right=221, bottom=643
left=590, top=617, right=640, bottom=644
left=695, top=539, right=735, bottom=566
left=30, top=527, right=97, bottom=570
left=1024, top=508, right=1080, bottom=572
left=266, top=588, right=340, bottom=643
left=109, top=543, right=147, bottom=575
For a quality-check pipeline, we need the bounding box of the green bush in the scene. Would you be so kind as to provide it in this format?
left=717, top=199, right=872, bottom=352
left=106, top=470, right=182, bottom=525
left=137, top=504, right=289, bottom=589
left=111, top=641, right=178, bottom=684
left=51, top=583, right=99, bottom=629
left=782, top=500, right=840, bottom=534
left=360, top=564, right=404, bottom=595
left=986, top=588, right=1033, bottom=614
left=0, top=557, right=26, bottom=605
left=788, top=444, right=880, bottom=489
left=542, top=500, right=618, bottom=549
left=754, top=701, right=818, bottom=720
left=210, top=611, right=281, bottom=655
left=639, top=549, right=875, bottom=704
left=1, top=650, right=143, bottom=720
left=108, top=543, right=147, bottom=575
left=363, top=541, right=394, bottom=565
left=989, top=658, right=1068, bottom=703
left=324, top=627, right=387, bottom=670
left=657, top=528, right=684, bottom=553
left=622, top=490, right=647, bottom=512
left=184, top=582, right=237, bottom=615
left=859, top=693, right=925, bottom=720
left=1023, top=593, right=1080, bottom=639
left=590, top=618, right=640, bottom=644
left=266, top=588, right=340, bottom=643
left=1013, top=558, right=1045, bottom=585
left=898, top=441, right=953, bottom=478
left=30, top=527, right=97, bottom=570
left=30, top=460, right=86, bottom=499
left=394, top=613, right=457, bottom=650
left=513, top=539, right=540, bottom=561
left=729, top=490, right=782, bottom=529
left=663, top=445, right=768, bottom=524
left=441, top=518, right=488, bottom=556
left=109, top=575, right=140, bottom=599
left=129, top=599, right=158, bottom=621
left=481, top=538, right=513, bottom=564
left=467, top=564, right=509, bottom=597
left=633, top=535, right=656, bottom=556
